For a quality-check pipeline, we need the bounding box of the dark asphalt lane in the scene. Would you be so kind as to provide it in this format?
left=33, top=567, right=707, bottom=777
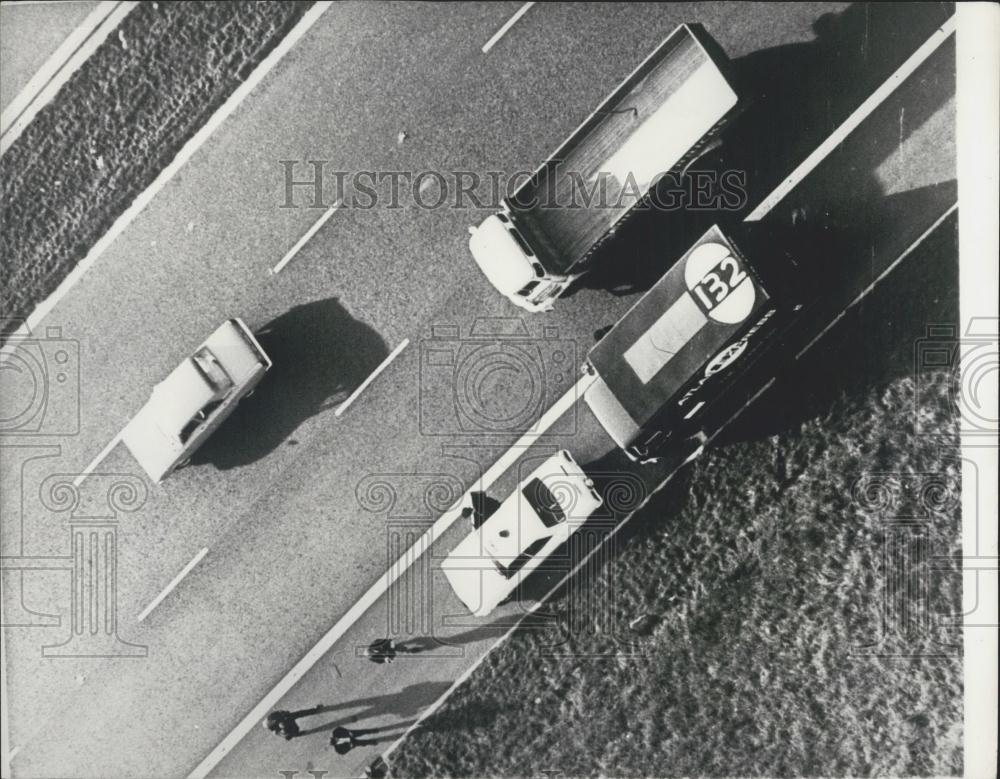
left=0, top=3, right=952, bottom=777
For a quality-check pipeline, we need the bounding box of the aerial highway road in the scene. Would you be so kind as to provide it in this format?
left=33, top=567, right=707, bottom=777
left=0, top=2, right=956, bottom=777
left=210, top=11, right=959, bottom=778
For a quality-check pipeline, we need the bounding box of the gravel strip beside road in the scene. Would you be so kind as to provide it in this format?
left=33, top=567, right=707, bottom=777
left=1, top=1, right=312, bottom=337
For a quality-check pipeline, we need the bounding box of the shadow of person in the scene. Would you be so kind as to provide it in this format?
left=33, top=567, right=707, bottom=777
left=567, top=1, right=954, bottom=300
left=329, top=700, right=503, bottom=751
left=191, top=297, right=389, bottom=469
left=296, top=681, right=452, bottom=736
left=395, top=616, right=520, bottom=654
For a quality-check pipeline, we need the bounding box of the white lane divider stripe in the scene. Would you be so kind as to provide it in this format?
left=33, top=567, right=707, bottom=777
left=334, top=338, right=410, bottom=418
left=481, top=2, right=534, bottom=54
left=186, top=373, right=591, bottom=779
left=746, top=15, right=956, bottom=221
left=72, top=433, right=123, bottom=487
left=271, top=201, right=341, bottom=274
left=136, top=548, right=209, bottom=623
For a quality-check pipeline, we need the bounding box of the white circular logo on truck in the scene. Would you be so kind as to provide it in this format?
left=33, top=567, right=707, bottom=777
left=684, top=242, right=756, bottom=324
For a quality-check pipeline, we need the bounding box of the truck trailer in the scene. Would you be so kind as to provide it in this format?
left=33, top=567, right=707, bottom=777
left=469, top=23, right=740, bottom=312
left=583, top=223, right=811, bottom=463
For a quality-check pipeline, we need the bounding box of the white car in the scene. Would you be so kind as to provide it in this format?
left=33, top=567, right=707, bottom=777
left=442, top=450, right=604, bottom=616
left=122, top=319, right=271, bottom=482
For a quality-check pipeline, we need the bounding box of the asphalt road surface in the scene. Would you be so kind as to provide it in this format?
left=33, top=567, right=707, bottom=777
left=0, top=3, right=954, bottom=777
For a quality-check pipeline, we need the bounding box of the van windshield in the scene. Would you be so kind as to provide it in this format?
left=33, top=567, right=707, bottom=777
left=522, top=478, right=566, bottom=528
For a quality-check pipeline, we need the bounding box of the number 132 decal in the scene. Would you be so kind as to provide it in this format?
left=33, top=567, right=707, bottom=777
left=692, top=254, right=748, bottom=313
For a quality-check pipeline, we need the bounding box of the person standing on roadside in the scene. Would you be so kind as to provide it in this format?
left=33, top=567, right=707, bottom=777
left=461, top=490, right=501, bottom=530
left=330, top=726, right=357, bottom=754
left=262, top=705, right=323, bottom=740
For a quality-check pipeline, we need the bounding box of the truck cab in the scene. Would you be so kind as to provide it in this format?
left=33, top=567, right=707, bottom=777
left=469, top=23, right=740, bottom=312
left=469, top=212, right=574, bottom=312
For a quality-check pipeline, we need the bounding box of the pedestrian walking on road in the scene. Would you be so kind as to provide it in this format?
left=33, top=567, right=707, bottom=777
left=366, top=637, right=397, bottom=664
left=462, top=490, right=501, bottom=530
left=263, top=710, right=300, bottom=740
left=330, top=725, right=357, bottom=754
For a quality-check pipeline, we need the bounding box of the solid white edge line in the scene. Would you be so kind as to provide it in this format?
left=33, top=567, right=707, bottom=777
left=481, top=2, right=534, bottom=54
left=0, top=0, right=119, bottom=135
left=334, top=338, right=410, bottom=418
left=745, top=15, right=956, bottom=222
left=956, top=5, right=1000, bottom=779
left=186, top=373, right=591, bottom=779
left=271, top=201, right=341, bottom=274
left=0, top=1, right=137, bottom=154
left=5, top=1, right=334, bottom=346
left=72, top=432, right=123, bottom=487
left=136, top=547, right=209, bottom=623
left=794, top=203, right=958, bottom=361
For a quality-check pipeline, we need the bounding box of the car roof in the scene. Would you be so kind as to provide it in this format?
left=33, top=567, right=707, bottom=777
left=147, top=358, right=224, bottom=439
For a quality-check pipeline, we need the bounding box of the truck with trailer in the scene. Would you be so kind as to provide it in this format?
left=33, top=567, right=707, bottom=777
left=583, top=223, right=813, bottom=464
left=468, top=23, right=741, bottom=312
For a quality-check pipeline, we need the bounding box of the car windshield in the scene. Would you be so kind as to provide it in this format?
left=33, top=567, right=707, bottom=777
left=522, top=478, right=566, bottom=528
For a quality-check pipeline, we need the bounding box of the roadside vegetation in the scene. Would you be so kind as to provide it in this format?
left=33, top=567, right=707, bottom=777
left=390, top=368, right=962, bottom=777
left=0, top=0, right=312, bottom=337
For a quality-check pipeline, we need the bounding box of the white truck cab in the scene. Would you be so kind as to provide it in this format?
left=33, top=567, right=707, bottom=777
left=468, top=213, right=574, bottom=312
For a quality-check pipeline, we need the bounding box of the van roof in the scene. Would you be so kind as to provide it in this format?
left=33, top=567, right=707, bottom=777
left=585, top=225, right=771, bottom=427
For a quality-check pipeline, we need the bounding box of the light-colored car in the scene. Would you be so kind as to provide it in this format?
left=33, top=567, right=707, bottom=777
left=122, top=319, right=271, bottom=482
left=442, top=450, right=603, bottom=616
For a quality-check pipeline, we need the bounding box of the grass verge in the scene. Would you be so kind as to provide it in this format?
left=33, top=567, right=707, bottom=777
left=1, top=0, right=312, bottom=337
left=389, top=366, right=962, bottom=777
